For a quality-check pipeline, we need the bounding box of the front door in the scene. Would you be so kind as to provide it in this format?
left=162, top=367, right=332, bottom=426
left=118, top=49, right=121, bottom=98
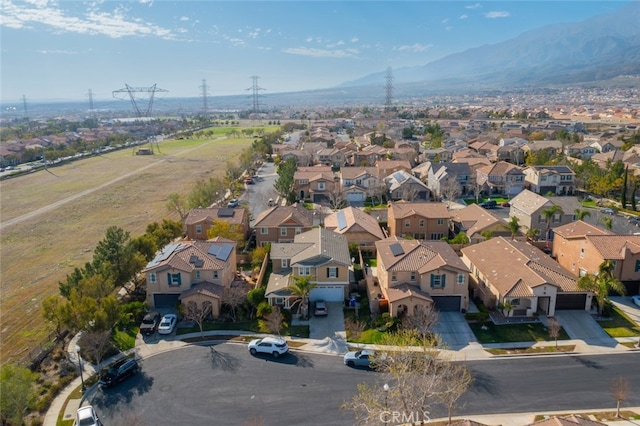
left=537, top=296, right=550, bottom=315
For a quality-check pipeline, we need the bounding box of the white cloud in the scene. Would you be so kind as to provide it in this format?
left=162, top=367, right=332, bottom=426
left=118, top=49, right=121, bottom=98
left=485, top=11, right=510, bottom=18
left=305, top=36, right=313, bottom=43
left=459, top=14, right=468, bottom=20
left=37, top=49, right=78, bottom=54
left=0, top=0, right=175, bottom=39
left=139, top=0, right=153, bottom=6
left=350, top=37, right=358, bottom=43
left=283, top=46, right=358, bottom=58
left=441, top=18, right=449, bottom=24
left=465, top=3, right=481, bottom=9
left=179, top=16, right=189, bottom=21
left=395, top=43, right=433, bottom=53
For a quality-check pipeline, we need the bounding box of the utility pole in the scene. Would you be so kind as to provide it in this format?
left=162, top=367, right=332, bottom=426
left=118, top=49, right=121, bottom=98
left=247, top=76, right=265, bottom=114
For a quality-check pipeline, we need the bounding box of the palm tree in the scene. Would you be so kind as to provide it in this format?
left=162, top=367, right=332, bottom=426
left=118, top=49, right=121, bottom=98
left=289, top=275, right=317, bottom=320
left=480, top=230, right=494, bottom=241
left=577, top=260, right=626, bottom=317
left=526, top=228, right=541, bottom=242
left=542, top=205, right=563, bottom=240
left=600, top=216, right=613, bottom=230
left=503, top=216, right=521, bottom=240
left=574, top=208, right=591, bottom=221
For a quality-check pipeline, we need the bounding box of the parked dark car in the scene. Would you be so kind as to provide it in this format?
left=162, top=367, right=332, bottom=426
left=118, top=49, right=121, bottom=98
left=100, top=357, right=139, bottom=388
left=139, top=311, right=161, bottom=336
left=313, top=300, right=328, bottom=316
left=479, top=200, right=497, bottom=209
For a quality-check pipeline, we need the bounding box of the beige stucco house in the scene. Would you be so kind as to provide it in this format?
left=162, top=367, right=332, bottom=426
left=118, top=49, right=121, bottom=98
left=388, top=201, right=449, bottom=240
left=374, top=237, right=470, bottom=316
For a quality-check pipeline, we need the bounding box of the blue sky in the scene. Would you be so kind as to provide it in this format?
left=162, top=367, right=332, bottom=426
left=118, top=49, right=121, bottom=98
left=0, top=1, right=631, bottom=102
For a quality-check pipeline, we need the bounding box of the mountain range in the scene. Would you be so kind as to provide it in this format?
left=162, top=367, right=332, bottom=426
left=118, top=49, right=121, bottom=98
left=340, top=1, right=640, bottom=92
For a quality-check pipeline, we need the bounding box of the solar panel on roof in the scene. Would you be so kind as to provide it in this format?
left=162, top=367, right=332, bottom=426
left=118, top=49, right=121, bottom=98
left=207, top=244, right=221, bottom=257
left=393, top=171, right=406, bottom=183
left=337, top=210, right=347, bottom=231
left=390, top=242, right=405, bottom=257
left=215, top=244, right=233, bottom=261
left=218, top=208, right=236, bottom=218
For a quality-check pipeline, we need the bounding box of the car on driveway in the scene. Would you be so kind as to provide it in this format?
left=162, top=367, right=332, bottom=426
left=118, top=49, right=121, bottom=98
left=313, top=300, right=328, bottom=316
left=76, top=405, right=101, bottom=426
left=629, top=217, right=640, bottom=226
left=100, top=357, right=139, bottom=388
left=248, top=337, right=289, bottom=358
left=632, top=295, right=640, bottom=307
left=227, top=199, right=239, bottom=208
left=343, top=349, right=376, bottom=368
left=139, top=312, right=161, bottom=336
left=602, top=208, right=616, bottom=215
left=158, top=314, right=177, bottom=335
left=479, top=200, right=497, bottom=209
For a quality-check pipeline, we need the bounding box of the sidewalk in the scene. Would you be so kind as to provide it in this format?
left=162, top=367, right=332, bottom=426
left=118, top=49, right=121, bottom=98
left=44, top=329, right=640, bottom=426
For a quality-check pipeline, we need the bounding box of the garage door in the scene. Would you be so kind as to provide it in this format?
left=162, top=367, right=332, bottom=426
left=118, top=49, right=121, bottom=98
left=346, top=192, right=365, bottom=202
left=153, top=294, right=181, bottom=309
left=311, top=286, right=346, bottom=302
left=432, top=296, right=461, bottom=312
left=556, top=293, right=587, bottom=310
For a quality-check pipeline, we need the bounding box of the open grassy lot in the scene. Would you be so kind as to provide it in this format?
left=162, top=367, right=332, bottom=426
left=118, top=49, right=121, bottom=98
left=0, top=134, right=253, bottom=365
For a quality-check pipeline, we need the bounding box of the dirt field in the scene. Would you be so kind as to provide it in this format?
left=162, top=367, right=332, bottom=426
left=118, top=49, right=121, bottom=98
left=0, top=136, right=252, bottom=365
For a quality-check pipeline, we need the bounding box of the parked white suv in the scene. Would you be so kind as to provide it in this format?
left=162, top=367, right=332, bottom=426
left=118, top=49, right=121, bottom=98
left=247, top=337, right=289, bottom=357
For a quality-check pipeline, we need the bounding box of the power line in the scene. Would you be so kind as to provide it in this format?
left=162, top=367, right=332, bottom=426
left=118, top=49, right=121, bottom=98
left=112, top=84, right=169, bottom=117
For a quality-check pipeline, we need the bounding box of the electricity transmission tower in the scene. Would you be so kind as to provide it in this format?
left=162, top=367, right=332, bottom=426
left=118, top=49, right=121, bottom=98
left=247, top=76, right=265, bottom=113
left=112, top=84, right=168, bottom=117
left=385, top=67, right=394, bottom=111
left=200, top=79, right=210, bottom=115
left=87, top=89, right=96, bottom=118
left=22, top=94, right=28, bottom=120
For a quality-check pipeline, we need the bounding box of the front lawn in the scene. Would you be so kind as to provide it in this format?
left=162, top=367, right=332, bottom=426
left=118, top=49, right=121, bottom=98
left=597, top=305, right=640, bottom=338
left=112, top=322, right=138, bottom=351
left=469, top=322, right=570, bottom=344
left=176, top=320, right=309, bottom=338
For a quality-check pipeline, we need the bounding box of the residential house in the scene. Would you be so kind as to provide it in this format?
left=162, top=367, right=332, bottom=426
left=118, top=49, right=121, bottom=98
left=353, top=145, right=387, bottom=166
left=184, top=207, right=250, bottom=240
left=281, top=150, right=312, bottom=167
left=374, top=237, right=470, bottom=315
left=461, top=237, right=590, bottom=316
left=315, top=148, right=346, bottom=168
left=449, top=204, right=511, bottom=243
left=521, top=140, right=563, bottom=158
left=508, top=189, right=581, bottom=239
left=388, top=201, right=449, bottom=240
left=590, top=149, right=625, bottom=169
left=552, top=221, right=640, bottom=290
left=253, top=204, right=315, bottom=247
left=487, top=144, right=525, bottom=165
left=427, top=162, right=472, bottom=197
left=339, top=166, right=381, bottom=204
left=565, top=142, right=596, bottom=159
left=384, top=170, right=430, bottom=201
left=266, top=227, right=352, bottom=307
left=143, top=238, right=238, bottom=316
left=324, top=207, right=385, bottom=251
left=375, top=159, right=412, bottom=179
left=293, top=165, right=336, bottom=203
left=523, top=165, right=576, bottom=195
left=476, top=161, right=525, bottom=197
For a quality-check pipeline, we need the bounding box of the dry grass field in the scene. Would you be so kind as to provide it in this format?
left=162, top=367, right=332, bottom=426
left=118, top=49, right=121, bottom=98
left=0, top=135, right=252, bottom=365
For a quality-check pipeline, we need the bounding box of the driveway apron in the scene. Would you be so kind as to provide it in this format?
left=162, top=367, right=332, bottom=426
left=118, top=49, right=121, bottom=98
left=308, top=302, right=348, bottom=353
left=434, top=312, right=478, bottom=349
left=553, top=310, right=616, bottom=347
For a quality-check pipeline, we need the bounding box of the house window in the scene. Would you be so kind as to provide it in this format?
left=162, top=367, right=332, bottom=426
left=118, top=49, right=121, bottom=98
left=430, top=233, right=444, bottom=240
left=457, top=274, right=464, bottom=285
left=437, top=219, right=444, bottom=225
left=168, top=273, right=181, bottom=286
left=405, top=219, right=411, bottom=228
left=410, top=272, right=416, bottom=281
left=579, top=268, right=587, bottom=277
left=391, top=272, right=397, bottom=282
left=295, top=227, right=302, bottom=235
left=195, top=224, right=202, bottom=234
left=149, top=273, right=156, bottom=284
left=580, top=247, right=584, bottom=258
left=280, top=227, right=287, bottom=236
left=635, top=260, right=640, bottom=272
left=539, top=215, right=546, bottom=224
left=419, top=219, right=425, bottom=228
left=553, top=214, right=561, bottom=223
left=611, top=260, right=617, bottom=270
left=213, top=271, right=219, bottom=279
left=261, top=227, right=268, bottom=234
left=195, top=271, right=201, bottom=280
left=327, top=267, right=338, bottom=278
left=299, top=266, right=311, bottom=276
left=511, top=298, right=520, bottom=306
left=430, top=274, right=446, bottom=289
left=318, top=182, right=326, bottom=190
left=282, top=259, right=288, bottom=268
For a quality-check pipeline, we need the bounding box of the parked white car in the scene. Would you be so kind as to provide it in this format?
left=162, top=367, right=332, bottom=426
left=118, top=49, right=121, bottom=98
left=247, top=337, right=289, bottom=357
left=76, top=405, right=101, bottom=426
left=157, top=314, right=177, bottom=335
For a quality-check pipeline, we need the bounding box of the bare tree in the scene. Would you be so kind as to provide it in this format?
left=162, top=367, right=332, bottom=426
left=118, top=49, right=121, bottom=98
left=437, top=359, right=473, bottom=424
left=327, top=185, right=347, bottom=211
left=262, top=306, right=285, bottom=336
left=400, top=184, right=421, bottom=202
left=184, top=300, right=212, bottom=337
left=441, top=179, right=462, bottom=207
left=345, top=317, right=366, bottom=344
left=80, top=330, right=114, bottom=364
left=547, top=317, right=562, bottom=348
left=401, top=304, right=440, bottom=341
left=222, top=283, right=248, bottom=322
left=611, top=377, right=629, bottom=418
left=472, top=182, right=483, bottom=203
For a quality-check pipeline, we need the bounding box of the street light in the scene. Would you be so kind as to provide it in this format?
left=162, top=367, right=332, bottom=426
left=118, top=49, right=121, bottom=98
left=76, top=346, right=86, bottom=393
left=383, top=383, right=390, bottom=411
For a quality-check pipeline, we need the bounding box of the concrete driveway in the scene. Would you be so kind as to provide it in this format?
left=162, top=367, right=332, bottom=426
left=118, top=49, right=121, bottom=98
left=553, top=310, right=616, bottom=347
left=434, top=311, right=478, bottom=349
left=306, top=302, right=348, bottom=354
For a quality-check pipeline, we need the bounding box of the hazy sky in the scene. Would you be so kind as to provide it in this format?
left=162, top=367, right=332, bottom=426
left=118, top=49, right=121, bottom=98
left=0, top=1, right=631, bottom=102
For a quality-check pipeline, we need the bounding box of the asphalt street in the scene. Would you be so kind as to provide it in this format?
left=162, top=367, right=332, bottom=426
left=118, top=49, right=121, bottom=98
left=87, top=342, right=640, bottom=425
